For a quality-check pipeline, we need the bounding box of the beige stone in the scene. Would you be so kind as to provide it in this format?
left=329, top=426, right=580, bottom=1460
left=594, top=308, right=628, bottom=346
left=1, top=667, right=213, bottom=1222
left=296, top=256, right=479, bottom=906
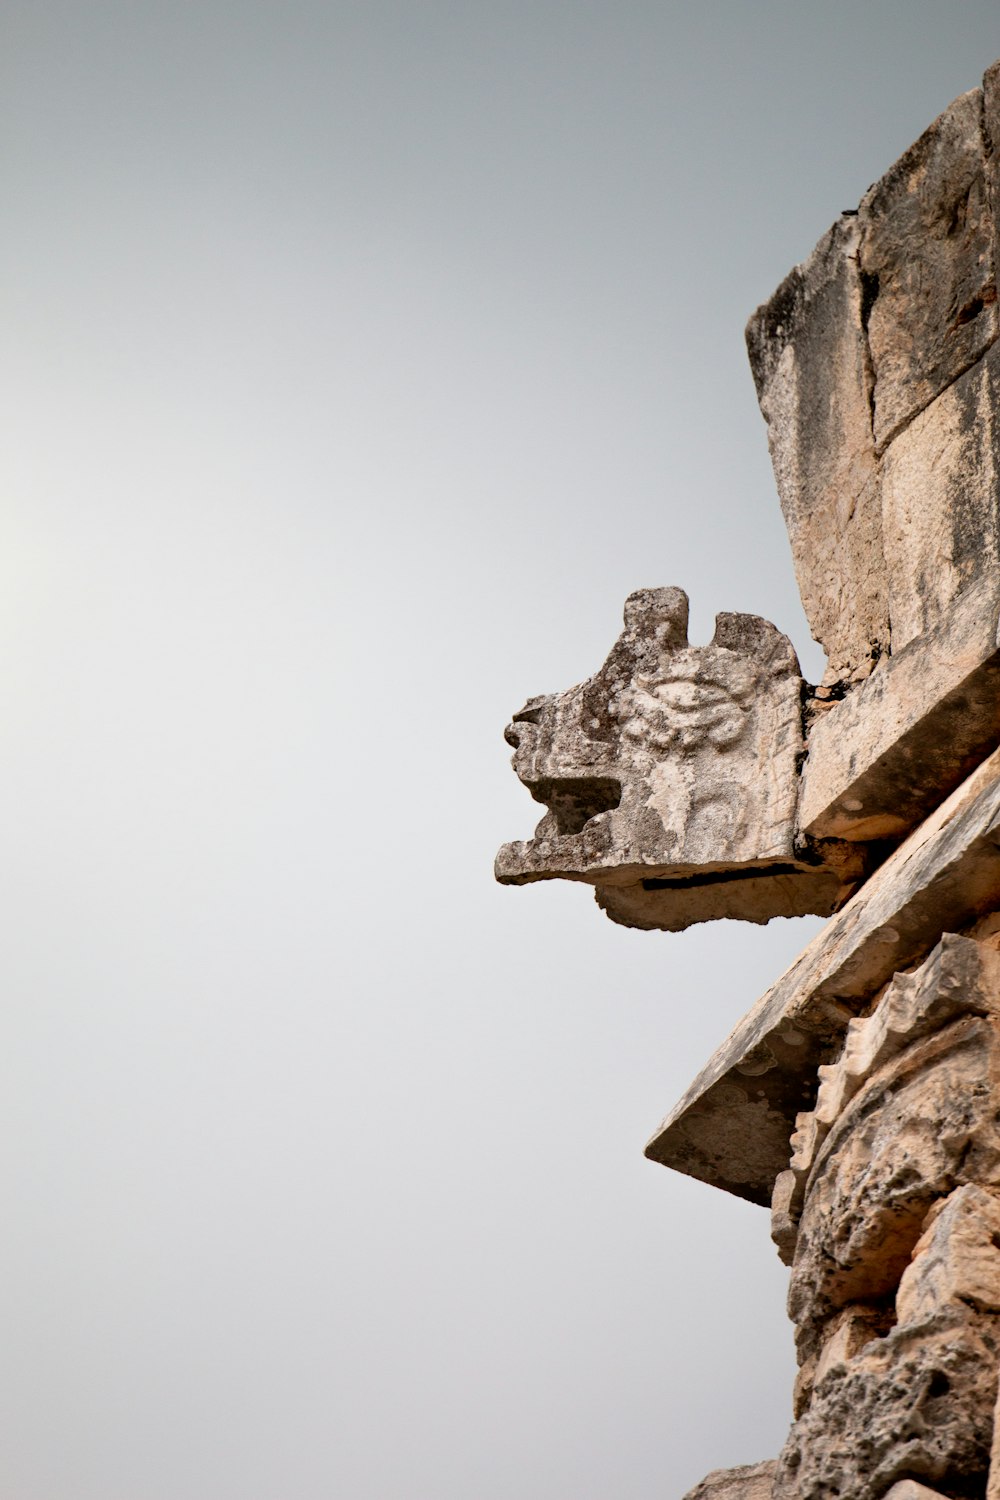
left=495, top=588, right=860, bottom=931
left=879, top=344, right=1000, bottom=653
left=646, top=750, right=1000, bottom=1204
left=779, top=935, right=1000, bottom=1248
left=859, top=87, right=997, bottom=451
left=988, top=1355, right=1000, bottom=1500
left=799, top=556, right=1000, bottom=844
left=896, top=1184, right=1000, bottom=1324
left=881, top=1485, right=951, bottom=1500
left=788, top=1018, right=1000, bottom=1361
left=746, top=218, right=887, bottom=686
left=770, top=1169, right=799, bottom=1267
left=746, top=67, right=1000, bottom=861
left=774, top=1307, right=1000, bottom=1500
left=682, top=1461, right=777, bottom=1500
left=811, top=1307, right=886, bottom=1392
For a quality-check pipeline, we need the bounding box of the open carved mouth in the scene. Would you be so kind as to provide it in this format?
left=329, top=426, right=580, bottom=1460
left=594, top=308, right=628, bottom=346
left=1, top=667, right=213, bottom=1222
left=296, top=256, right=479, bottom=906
left=527, top=776, right=622, bottom=835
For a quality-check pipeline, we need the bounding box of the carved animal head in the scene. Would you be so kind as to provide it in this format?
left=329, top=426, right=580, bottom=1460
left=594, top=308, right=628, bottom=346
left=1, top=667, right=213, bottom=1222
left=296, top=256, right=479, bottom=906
left=496, top=588, right=859, bottom=930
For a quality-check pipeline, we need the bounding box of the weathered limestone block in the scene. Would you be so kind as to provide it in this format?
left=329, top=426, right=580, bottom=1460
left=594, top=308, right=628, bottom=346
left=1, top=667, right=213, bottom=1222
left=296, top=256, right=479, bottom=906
left=799, top=570, right=1000, bottom=843
left=879, top=343, right=1000, bottom=653
left=896, top=1184, right=1000, bottom=1325
left=682, top=1461, right=777, bottom=1500
left=495, top=588, right=860, bottom=932
left=787, top=1017, right=1000, bottom=1363
left=858, top=87, right=997, bottom=451
left=777, top=1188, right=1000, bottom=1500
left=746, top=218, right=886, bottom=687
left=646, top=751, right=1000, bottom=1204
left=774, top=1305, right=1000, bottom=1500
left=746, top=64, right=1000, bottom=857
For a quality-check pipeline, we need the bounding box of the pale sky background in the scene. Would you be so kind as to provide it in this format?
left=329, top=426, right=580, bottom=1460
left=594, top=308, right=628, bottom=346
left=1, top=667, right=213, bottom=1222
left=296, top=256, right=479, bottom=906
left=3, top=6, right=1000, bottom=1498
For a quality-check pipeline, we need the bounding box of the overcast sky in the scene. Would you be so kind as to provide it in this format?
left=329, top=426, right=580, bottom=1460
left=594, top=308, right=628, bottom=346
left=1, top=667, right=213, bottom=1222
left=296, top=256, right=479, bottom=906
left=4, top=5, right=1000, bottom=1498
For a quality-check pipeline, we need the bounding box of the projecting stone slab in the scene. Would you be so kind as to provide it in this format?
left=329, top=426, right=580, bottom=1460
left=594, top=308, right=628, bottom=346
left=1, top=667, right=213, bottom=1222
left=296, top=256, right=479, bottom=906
left=645, top=747, right=1000, bottom=1204
left=495, top=588, right=862, bottom=932
left=799, top=570, right=1000, bottom=841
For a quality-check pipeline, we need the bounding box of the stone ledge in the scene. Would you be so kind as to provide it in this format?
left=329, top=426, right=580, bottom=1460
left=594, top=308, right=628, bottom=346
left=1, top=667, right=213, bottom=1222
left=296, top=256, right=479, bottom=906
left=800, top=572, right=1000, bottom=842
left=645, top=746, right=1000, bottom=1204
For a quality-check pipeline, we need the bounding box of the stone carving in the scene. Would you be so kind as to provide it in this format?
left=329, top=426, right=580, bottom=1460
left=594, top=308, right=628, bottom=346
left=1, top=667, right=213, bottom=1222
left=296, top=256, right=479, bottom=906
left=498, top=53, right=1000, bottom=1500
left=496, top=587, right=862, bottom=931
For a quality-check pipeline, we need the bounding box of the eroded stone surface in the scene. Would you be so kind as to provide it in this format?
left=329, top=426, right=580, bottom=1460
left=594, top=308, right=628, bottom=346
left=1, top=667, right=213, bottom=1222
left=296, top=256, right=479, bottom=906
left=799, top=570, right=1000, bottom=842
left=746, top=218, right=886, bottom=687
left=774, top=1305, right=1000, bottom=1500
left=744, top=64, right=1000, bottom=864
left=770, top=931, right=1000, bottom=1500
left=859, top=87, right=997, bottom=452
left=495, top=588, right=860, bottom=932
left=682, top=1461, right=777, bottom=1500
left=788, top=1018, right=1000, bottom=1363
left=879, top=344, right=1000, bottom=653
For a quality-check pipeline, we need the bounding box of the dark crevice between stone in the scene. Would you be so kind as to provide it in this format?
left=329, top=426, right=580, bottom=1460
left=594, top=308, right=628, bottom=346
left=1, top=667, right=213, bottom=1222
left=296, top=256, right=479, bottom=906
left=641, top=863, right=801, bottom=892
left=858, top=264, right=880, bottom=441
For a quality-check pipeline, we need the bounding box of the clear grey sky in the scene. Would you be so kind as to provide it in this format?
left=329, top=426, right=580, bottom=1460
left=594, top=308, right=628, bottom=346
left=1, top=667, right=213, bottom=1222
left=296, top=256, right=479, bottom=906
left=3, top=5, right=1000, bottom=1498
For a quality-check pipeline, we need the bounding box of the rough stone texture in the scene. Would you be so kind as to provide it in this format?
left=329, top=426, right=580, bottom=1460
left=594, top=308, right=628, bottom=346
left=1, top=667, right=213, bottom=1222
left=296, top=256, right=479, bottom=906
left=745, top=65, right=1000, bottom=865
left=896, top=1184, right=1000, bottom=1325
left=774, top=1305, right=1000, bottom=1500
left=788, top=1019, right=1000, bottom=1362
left=879, top=344, right=1000, bottom=653
left=799, top=570, right=1000, bottom=842
left=682, top=1461, right=777, bottom=1500
left=770, top=931, right=1000, bottom=1500
left=746, top=218, right=886, bottom=687
left=748, top=73, right=999, bottom=689
left=646, top=749, right=1000, bottom=1203
left=495, top=588, right=861, bottom=931
left=859, top=87, right=997, bottom=452
left=777, top=934, right=1000, bottom=1253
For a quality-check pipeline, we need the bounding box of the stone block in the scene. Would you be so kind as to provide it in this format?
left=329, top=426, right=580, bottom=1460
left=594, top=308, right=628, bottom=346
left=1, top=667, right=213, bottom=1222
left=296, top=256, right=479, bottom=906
left=858, top=86, right=997, bottom=451
left=882, top=1485, right=951, bottom=1500
left=682, top=1460, right=777, bottom=1500
left=746, top=218, right=887, bottom=685
left=879, top=343, right=1000, bottom=653
left=799, top=570, right=1000, bottom=842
